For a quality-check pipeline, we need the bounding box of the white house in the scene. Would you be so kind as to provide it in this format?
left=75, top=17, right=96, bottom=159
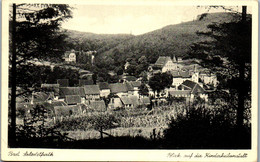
left=83, top=85, right=100, bottom=100
left=200, top=72, right=218, bottom=87
left=64, top=50, right=76, bottom=63
left=178, top=80, right=208, bottom=102
left=153, top=56, right=178, bottom=72
left=98, top=82, right=111, bottom=97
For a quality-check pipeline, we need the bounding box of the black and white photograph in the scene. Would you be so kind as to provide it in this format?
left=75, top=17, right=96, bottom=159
left=1, top=0, right=258, bottom=161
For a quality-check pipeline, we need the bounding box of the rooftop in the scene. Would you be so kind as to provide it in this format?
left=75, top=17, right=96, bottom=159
left=84, top=85, right=100, bottom=95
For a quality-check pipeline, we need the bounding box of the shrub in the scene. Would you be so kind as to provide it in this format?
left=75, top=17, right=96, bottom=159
left=163, top=105, right=251, bottom=149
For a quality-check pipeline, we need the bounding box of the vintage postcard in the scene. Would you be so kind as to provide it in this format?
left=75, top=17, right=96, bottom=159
left=1, top=0, right=258, bottom=161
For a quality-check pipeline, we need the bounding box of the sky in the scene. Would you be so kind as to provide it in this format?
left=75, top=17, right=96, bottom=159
left=61, top=5, right=247, bottom=35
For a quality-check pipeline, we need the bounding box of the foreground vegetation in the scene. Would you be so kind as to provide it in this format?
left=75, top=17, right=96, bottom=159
left=11, top=99, right=251, bottom=149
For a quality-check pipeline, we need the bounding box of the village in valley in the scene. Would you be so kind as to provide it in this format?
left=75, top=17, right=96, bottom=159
left=8, top=3, right=252, bottom=149
left=14, top=47, right=219, bottom=141
left=17, top=49, right=218, bottom=112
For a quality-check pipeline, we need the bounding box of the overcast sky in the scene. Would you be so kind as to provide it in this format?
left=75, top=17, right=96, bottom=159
left=62, top=5, right=246, bottom=35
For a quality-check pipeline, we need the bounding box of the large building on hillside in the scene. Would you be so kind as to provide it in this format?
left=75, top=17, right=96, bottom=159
left=153, top=56, right=178, bottom=72
left=63, top=49, right=96, bottom=64
left=64, top=50, right=76, bottom=63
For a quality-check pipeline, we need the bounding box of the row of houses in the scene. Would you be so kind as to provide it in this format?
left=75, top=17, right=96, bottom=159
left=148, top=56, right=218, bottom=88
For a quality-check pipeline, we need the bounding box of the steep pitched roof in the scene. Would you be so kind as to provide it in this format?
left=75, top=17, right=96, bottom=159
left=65, top=95, right=81, bottom=105
left=57, top=79, right=69, bottom=87
left=89, top=100, right=106, bottom=111
left=109, top=83, right=128, bottom=93
left=179, top=71, right=191, bottom=78
left=32, top=92, right=54, bottom=103
left=120, top=96, right=132, bottom=105
left=182, top=80, right=197, bottom=89
left=130, top=81, right=142, bottom=88
left=181, top=80, right=205, bottom=94
left=41, top=84, right=60, bottom=95
left=154, top=56, right=172, bottom=67
left=79, top=79, right=93, bottom=86
left=98, top=82, right=110, bottom=90
left=171, top=71, right=181, bottom=78
left=84, top=85, right=100, bottom=95
left=52, top=101, right=67, bottom=107
left=59, top=87, right=85, bottom=98
left=125, top=82, right=134, bottom=91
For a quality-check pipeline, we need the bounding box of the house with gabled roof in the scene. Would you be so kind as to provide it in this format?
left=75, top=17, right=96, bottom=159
left=59, top=87, right=85, bottom=103
left=108, top=97, right=123, bottom=110
left=129, top=81, right=142, bottom=96
left=65, top=95, right=82, bottom=105
left=41, top=83, right=60, bottom=99
left=154, top=56, right=178, bottom=72
left=98, top=82, right=111, bottom=97
left=171, top=70, right=192, bottom=88
left=31, top=92, right=54, bottom=104
left=120, top=96, right=133, bottom=108
left=83, top=85, right=100, bottom=100
left=109, top=83, right=128, bottom=97
left=178, top=80, right=208, bottom=102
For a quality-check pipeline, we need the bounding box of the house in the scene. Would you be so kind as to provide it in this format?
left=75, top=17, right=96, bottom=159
left=89, top=100, right=106, bottom=112
left=129, top=81, right=142, bottom=96
left=199, top=72, right=218, bottom=87
left=108, top=97, right=123, bottom=109
left=119, top=95, right=140, bottom=108
left=52, top=100, right=67, bottom=107
left=31, top=92, right=54, bottom=104
left=64, top=50, right=76, bottom=63
left=79, top=79, right=93, bottom=86
left=178, top=80, right=208, bottom=102
left=120, top=96, right=133, bottom=108
left=171, top=70, right=192, bottom=88
left=41, top=84, right=60, bottom=99
left=57, top=79, right=69, bottom=87
left=154, top=56, right=178, bottom=72
left=109, top=83, right=128, bottom=97
left=98, top=82, right=111, bottom=97
left=54, top=105, right=82, bottom=117
left=125, top=82, right=134, bottom=95
left=168, top=90, right=191, bottom=103
left=83, top=85, right=100, bottom=100
left=140, top=96, right=151, bottom=106
left=129, top=95, right=139, bottom=107
left=65, top=95, right=82, bottom=105
left=59, top=87, right=85, bottom=103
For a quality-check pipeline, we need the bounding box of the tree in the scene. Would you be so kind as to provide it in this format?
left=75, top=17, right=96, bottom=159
left=148, top=72, right=173, bottom=96
left=138, top=83, right=149, bottom=96
left=188, top=6, right=251, bottom=128
left=9, top=3, right=72, bottom=147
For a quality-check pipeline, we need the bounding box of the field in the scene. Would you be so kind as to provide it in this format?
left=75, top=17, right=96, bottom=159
left=15, top=103, right=189, bottom=140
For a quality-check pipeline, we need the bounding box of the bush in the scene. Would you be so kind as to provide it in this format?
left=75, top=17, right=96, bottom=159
left=163, top=105, right=251, bottom=149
